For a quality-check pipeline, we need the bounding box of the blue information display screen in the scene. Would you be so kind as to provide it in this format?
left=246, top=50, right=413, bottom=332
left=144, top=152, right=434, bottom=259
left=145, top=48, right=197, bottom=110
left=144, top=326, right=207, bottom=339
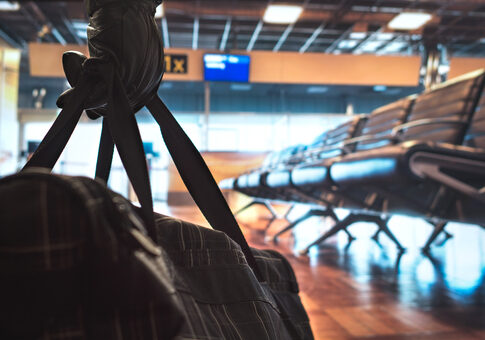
left=203, top=54, right=250, bottom=82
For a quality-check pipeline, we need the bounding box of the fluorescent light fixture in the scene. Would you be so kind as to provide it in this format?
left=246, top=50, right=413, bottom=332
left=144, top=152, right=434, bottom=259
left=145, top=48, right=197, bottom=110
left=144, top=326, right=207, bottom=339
left=76, top=30, right=87, bottom=39
left=72, top=21, right=88, bottom=30
left=338, top=40, right=358, bottom=49
left=376, top=32, right=394, bottom=40
left=307, top=86, right=328, bottom=94
left=361, top=41, right=383, bottom=52
left=388, top=12, right=432, bottom=30
left=230, top=84, right=252, bottom=91
left=155, top=4, right=164, bottom=19
left=386, top=88, right=402, bottom=95
left=0, top=1, right=19, bottom=11
left=373, top=85, right=387, bottom=92
left=384, top=41, right=407, bottom=52
left=349, top=32, right=366, bottom=39
left=263, top=4, right=303, bottom=24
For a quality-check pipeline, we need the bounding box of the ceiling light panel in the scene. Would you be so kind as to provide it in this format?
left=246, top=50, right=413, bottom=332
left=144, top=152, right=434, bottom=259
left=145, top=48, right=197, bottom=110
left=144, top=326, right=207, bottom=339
left=349, top=32, right=366, bottom=39
left=361, top=41, right=383, bottom=52
left=384, top=41, right=407, bottom=52
left=376, top=32, right=394, bottom=40
left=263, top=5, right=303, bottom=24
left=0, top=1, right=19, bottom=11
left=307, top=86, right=328, bottom=94
left=388, top=12, right=432, bottom=30
left=338, top=40, right=358, bottom=49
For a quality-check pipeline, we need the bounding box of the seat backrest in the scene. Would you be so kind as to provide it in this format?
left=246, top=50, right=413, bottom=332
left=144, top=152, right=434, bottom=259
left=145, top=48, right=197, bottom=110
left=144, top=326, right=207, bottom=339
left=463, top=84, right=485, bottom=149
left=355, top=97, right=415, bottom=151
left=315, top=115, right=367, bottom=159
left=399, top=69, right=485, bottom=144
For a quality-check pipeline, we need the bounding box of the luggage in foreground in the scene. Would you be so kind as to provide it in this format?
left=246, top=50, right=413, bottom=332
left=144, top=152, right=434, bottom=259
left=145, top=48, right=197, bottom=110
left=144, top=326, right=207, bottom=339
left=0, top=0, right=313, bottom=337
left=0, top=171, right=313, bottom=339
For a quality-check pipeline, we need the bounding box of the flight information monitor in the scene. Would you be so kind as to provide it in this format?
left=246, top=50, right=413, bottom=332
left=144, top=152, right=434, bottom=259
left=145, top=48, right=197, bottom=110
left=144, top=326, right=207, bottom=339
left=203, top=54, right=250, bottom=82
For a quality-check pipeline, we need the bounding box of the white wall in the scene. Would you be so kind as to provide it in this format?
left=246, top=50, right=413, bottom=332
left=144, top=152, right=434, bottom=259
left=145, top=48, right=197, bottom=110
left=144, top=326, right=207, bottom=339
left=0, top=48, right=21, bottom=176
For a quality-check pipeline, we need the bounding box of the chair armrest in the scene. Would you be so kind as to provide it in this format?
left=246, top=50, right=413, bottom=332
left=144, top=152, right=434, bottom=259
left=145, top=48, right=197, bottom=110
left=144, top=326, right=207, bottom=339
left=410, top=151, right=485, bottom=204
left=342, top=134, right=397, bottom=147
left=304, top=144, right=342, bottom=160
left=392, top=118, right=467, bottom=135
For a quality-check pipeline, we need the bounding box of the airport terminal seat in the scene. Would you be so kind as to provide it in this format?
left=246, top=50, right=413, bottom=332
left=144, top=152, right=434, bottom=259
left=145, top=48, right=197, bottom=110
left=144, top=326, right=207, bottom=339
left=222, top=146, right=308, bottom=229
left=331, top=70, right=485, bottom=218
left=265, top=116, right=366, bottom=205
left=286, top=98, right=414, bottom=252
left=292, top=98, right=413, bottom=209
left=297, top=69, right=485, bottom=253
left=253, top=116, right=367, bottom=242
left=220, top=68, right=485, bottom=254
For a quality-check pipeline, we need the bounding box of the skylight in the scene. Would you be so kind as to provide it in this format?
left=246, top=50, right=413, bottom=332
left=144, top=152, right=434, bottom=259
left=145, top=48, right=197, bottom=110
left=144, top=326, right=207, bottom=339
left=388, top=12, right=432, bottom=30
left=263, top=4, right=303, bottom=24
left=0, top=1, right=19, bottom=11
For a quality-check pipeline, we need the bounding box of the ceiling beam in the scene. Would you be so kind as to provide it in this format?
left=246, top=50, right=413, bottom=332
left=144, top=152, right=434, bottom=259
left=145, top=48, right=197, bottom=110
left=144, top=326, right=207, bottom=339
left=0, top=26, right=23, bottom=48
left=273, top=24, right=294, bottom=52
left=351, top=27, right=383, bottom=54
left=28, top=2, right=65, bottom=44
left=274, top=0, right=311, bottom=52
left=325, top=26, right=353, bottom=53
left=452, top=39, right=483, bottom=55
left=165, top=2, right=397, bottom=24
left=299, top=23, right=325, bottom=53
left=192, top=17, right=199, bottom=50
left=62, top=16, right=83, bottom=44
left=219, top=18, right=232, bottom=51
left=162, top=17, right=170, bottom=48
left=51, top=28, right=66, bottom=45
left=246, top=20, right=263, bottom=52
left=375, top=35, right=402, bottom=55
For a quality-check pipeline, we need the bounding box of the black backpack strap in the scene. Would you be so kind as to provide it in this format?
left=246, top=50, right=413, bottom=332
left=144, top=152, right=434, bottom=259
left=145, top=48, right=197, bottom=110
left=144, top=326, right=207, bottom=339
left=146, top=96, right=263, bottom=281
left=22, top=75, right=91, bottom=170
left=22, top=61, right=261, bottom=279
left=97, top=65, right=156, bottom=237
left=23, top=63, right=156, bottom=239
left=95, top=118, right=114, bottom=183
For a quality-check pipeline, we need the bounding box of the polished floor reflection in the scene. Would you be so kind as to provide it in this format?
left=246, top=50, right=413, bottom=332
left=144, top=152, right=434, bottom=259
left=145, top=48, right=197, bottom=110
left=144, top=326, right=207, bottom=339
left=156, top=203, right=485, bottom=340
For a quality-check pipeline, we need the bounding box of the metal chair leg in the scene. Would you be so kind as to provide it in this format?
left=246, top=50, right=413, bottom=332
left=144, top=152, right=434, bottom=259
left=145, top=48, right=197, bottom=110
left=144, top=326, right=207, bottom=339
left=300, top=213, right=405, bottom=255
left=376, top=218, right=405, bottom=253
left=234, top=199, right=276, bottom=219
left=326, top=209, right=355, bottom=243
left=273, top=209, right=319, bottom=242
left=283, top=204, right=295, bottom=222
left=422, top=222, right=448, bottom=253
left=273, top=208, right=338, bottom=243
left=371, top=229, right=381, bottom=241
left=299, top=215, right=354, bottom=255
left=234, top=200, right=259, bottom=216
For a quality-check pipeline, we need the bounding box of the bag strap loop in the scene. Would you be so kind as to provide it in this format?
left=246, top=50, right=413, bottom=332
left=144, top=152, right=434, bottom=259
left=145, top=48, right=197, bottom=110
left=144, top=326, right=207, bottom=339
left=23, top=63, right=263, bottom=281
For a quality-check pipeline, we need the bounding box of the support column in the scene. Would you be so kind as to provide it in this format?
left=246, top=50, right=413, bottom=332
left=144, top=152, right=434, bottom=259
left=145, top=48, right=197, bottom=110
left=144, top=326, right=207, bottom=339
left=422, top=42, right=449, bottom=89
left=0, top=47, right=21, bottom=176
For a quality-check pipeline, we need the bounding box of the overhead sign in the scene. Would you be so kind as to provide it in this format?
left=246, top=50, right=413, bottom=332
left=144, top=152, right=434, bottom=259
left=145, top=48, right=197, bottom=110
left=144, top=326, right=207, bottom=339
left=164, top=54, right=187, bottom=74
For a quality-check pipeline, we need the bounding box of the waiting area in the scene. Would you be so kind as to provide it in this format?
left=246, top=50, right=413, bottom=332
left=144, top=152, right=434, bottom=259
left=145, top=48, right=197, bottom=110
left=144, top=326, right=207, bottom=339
left=221, top=69, right=485, bottom=255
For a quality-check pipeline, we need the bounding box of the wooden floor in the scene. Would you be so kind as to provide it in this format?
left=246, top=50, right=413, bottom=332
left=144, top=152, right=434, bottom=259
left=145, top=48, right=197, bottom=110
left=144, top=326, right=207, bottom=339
left=156, top=203, right=485, bottom=340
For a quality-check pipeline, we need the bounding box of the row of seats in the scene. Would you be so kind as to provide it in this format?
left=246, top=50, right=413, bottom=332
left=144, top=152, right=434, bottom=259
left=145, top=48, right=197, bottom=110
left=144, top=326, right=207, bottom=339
left=220, top=69, right=485, bottom=254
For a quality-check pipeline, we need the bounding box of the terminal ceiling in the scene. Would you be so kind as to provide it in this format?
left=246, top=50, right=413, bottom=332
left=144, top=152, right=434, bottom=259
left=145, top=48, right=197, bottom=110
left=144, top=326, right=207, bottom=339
left=1, top=0, right=485, bottom=57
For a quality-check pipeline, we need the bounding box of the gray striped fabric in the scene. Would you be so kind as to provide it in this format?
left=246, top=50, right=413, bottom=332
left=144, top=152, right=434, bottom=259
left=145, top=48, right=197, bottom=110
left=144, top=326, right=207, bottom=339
left=0, top=172, right=313, bottom=339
